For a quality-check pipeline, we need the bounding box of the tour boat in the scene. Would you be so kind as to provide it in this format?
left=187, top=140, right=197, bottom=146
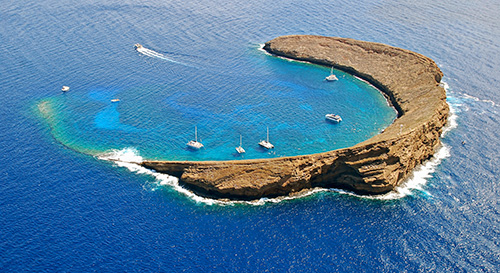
left=325, top=114, right=342, bottom=123
left=61, top=86, right=70, bottom=92
left=325, top=67, right=338, bottom=81
left=187, top=126, right=204, bottom=149
left=258, top=127, right=274, bottom=149
left=235, top=135, right=245, bottom=154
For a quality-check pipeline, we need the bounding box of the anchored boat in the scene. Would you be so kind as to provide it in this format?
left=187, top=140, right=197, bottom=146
left=325, top=66, right=338, bottom=81
left=258, top=127, right=274, bottom=149
left=325, top=114, right=342, bottom=123
left=187, top=126, right=204, bottom=149
left=235, top=135, right=245, bottom=154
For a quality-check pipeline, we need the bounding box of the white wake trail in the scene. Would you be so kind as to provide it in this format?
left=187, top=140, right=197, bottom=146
left=136, top=46, right=186, bottom=66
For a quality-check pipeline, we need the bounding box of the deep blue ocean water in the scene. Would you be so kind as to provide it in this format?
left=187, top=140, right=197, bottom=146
left=1, top=0, right=500, bottom=272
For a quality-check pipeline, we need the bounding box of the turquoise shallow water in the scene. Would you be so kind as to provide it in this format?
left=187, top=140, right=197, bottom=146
left=2, top=0, right=500, bottom=271
left=38, top=45, right=395, bottom=161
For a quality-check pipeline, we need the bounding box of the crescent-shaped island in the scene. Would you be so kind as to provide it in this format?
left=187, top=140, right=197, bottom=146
left=141, top=35, right=449, bottom=200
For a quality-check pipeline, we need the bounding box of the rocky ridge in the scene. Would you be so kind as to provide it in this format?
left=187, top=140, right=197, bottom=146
left=141, top=35, right=449, bottom=200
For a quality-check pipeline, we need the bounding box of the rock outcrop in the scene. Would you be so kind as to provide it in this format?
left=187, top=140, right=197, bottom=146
left=142, top=35, right=448, bottom=200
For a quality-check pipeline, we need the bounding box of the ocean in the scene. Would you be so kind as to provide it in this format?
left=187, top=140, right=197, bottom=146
left=1, top=0, right=499, bottom=271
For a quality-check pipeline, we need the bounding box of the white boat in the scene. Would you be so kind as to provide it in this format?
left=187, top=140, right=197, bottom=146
left=258, top=127, right=274, bottom=149
left=134, top=43, right=143, bottom=50
left=325, top=67, right=338, bottom=81
left=61, top=86, right=70, bottom=92
left=187, top=126, right=204, bottom=149
left=325, top=114, right=342, bottom=123
left=235, top=135, right=245, bottom=154
left=111, top=99, right=120, bottom=102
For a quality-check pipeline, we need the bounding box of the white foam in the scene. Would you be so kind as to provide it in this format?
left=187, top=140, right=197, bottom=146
left=441, top=81, right=458, bottom=136
left=257, top=43, right=271, bottom=55
left=97, top=128, right=452, bottom=204
left=97, top=148, right=200, bottom=201
left=332, top=144, right=450, bottom=200
left=95, top=148, right=335, bottom=206
left=442, top=100, right=458, bottom=137
left=461, top=93, right=498, bottom=107
left=97, top=147, right=144, bottom=163
left=327, top=83, right=455, bottom=200
left=94, top=82, right=457, bottom=206
left=257, top=43, right=313, bottom=64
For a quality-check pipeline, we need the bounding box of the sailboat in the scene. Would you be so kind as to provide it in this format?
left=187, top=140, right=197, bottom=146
left=325, top=66, right=338, bottom=81
left=258, top=127, right=274, bottom=149
left=235, top=134, right=245, bottom=154
left=187, top=126, right=204, bottom=149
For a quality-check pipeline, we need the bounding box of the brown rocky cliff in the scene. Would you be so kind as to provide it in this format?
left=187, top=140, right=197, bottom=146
left=142, top=35, right=449, bottom=200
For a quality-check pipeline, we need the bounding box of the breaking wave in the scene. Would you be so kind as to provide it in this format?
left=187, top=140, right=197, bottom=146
left=331, top=81, right=457, bottom=200
left=97, top=148, right=331, bottom=206
left=96, top=148, right=327, bottom=205
left=96, top=82, right=458, bottom=205
left=331, top=144, right=450, bottom=200
left=461, top=93, right=498, bottom=108
left=97, top=143, right=447, bottom=205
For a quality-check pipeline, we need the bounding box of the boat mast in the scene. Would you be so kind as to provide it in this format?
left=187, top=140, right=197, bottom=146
left=240, top=134, right=242, bottom=146
left=195, top=126, right=198, bottom=142
left=266, top=127, right=269, bottom=142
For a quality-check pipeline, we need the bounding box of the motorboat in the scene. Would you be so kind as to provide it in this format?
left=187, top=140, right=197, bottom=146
left=325, top=67, right=338, bottom=81
left=61, top=86, right=70, bottom=92
left=111, top=99, right=120, bottom=102
left=235, top=135, right=245, bottom=154
left=187, top=126, right=204, bottom=149
left=134, top=43, right=143, bottom=50
left=258, top=127, right=274, bottom=149
left=325, top=114, right=342, bottom=123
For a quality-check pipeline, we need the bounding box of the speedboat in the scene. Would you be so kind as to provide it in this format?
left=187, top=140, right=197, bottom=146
left=61, top=86, right=70, bottom=92
left=134, top=43, right=143, bottom=50
left=187, top=126, right=204, bottom=149
left=258, top=127, right=274, bottom=149
left=325, top=67, right=338, bottom=81
left=325, top=114, right=342, bottom=123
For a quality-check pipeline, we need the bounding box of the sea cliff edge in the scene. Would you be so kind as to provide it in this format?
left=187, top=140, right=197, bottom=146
left=141, top=35, right=449, bottom=200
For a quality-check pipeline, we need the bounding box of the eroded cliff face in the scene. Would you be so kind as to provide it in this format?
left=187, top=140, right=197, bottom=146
left=142, top=35, right=449, bottom=200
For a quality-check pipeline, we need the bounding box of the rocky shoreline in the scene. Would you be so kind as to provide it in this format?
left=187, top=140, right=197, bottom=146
left=141, top=35, right=449, bottom=200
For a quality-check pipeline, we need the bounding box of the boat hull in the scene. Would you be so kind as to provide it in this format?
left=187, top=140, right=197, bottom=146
left=325, top=114, right=342, bottom=123
left=187, top=141, right=204, bottom=149
left=259, top=141, right=274, bottom=149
